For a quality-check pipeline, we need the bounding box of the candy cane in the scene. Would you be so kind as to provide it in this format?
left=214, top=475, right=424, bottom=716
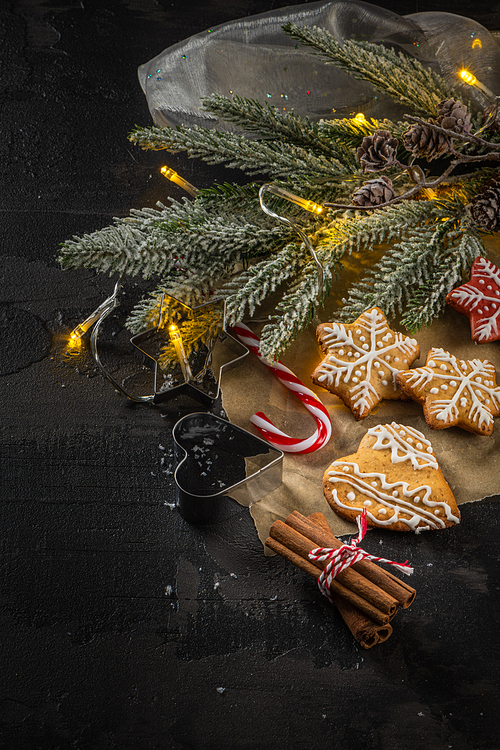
left=230, top=322, right=332, bottom=454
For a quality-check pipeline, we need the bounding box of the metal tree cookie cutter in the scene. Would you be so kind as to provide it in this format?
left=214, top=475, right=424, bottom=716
left=173, top=412, right=284, bottom=524
left=82, top=284, right=248, bottom=406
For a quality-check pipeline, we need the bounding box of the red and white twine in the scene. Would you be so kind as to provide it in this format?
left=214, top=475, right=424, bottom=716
left=309, top=509, right=413, bottom=603
left=230, top=322, right=332, bottom=454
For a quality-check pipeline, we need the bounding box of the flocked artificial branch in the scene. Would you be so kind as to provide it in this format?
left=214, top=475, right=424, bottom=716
left=59, top=22, right=500, bottom=360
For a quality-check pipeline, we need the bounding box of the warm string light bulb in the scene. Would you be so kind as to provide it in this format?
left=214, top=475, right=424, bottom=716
left=459, top=69, right=496, bottom=101
left=169, top=324, right=193, bottom=382
left=264, top=184, right=323, bottom=215
left=160, top=165, right=198, bottom=196
left=353, top=112, right=368, bottom=125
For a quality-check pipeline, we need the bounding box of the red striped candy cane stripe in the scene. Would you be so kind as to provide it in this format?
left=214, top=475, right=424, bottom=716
left=230, top=322, right=332, bottom=454
left=308, top=509, right=413, bottom=603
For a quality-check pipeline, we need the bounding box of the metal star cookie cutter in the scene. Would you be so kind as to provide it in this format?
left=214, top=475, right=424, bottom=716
left=89, top=286, right=248, bottom=406
left=173, top=412, right=284, bottom=523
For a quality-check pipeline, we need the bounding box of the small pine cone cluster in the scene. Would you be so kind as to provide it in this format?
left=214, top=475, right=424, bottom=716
left=436, top=98, right=471, bottom=134
left=352, top=175, right=395, bottom=206
left=402, top=121, right=451, bottom=162
left=403, top=98, right=471, bottom=162
left=357, top=130, right=398, bottom=172
left=471, top=174, right=500, bottom=231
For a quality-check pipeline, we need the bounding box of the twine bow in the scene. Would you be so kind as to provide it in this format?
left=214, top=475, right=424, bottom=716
left=308, top=509, right=414, bottom=604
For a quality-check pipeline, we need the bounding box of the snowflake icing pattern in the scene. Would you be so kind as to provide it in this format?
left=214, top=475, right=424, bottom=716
left=397, top=347, right=500, bottom=435
left=312, top=307, right=420, bottom=419
left=446, top=257, right=500, bottom=342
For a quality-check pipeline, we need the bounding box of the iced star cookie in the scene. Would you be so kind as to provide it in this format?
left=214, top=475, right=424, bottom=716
left=446, top=257, right=500, bottom=343
left=323, top=423, right=460, bottom=532
left=397, top=348, right=500, bottom=436
left=311, top=307, right=420, bottom=420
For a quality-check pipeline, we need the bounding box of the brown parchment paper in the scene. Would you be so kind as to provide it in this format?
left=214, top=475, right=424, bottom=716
left=221, top=238, right=500, bottom=551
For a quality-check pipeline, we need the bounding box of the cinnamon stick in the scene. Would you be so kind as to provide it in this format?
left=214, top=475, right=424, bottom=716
left=266, top=535, right=392, bottom=648
left=289, top=511, right=416, bottom=609
left=269, top=520, right=397, bottom=623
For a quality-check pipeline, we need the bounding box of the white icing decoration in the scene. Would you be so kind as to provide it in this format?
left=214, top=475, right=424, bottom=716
left=359, top=336, right=365, bottom=342
left=367, top=422, right=438, bottom=470
left=364, top=500, right=372, bottom=506
left=440, top=364, right=447, bottom=371
left=392, top=490, right=398, bottom=497
left=448, top=257, right=500, bottom=341
left=352, top=377, right=359, bottom=383
left=416, top=443, right=423, bottom=449
left=399, top=348, right=500, bottom=430
left=314, top=309, right=419, bottom=417
left=343, top=465, right=350, bottom=472
left=382, top=380, right=388, bottom=386
left=440, top=384, right=448, bottom=391
left=450, top=381, right=457, bottom=387
left=430, top=388, right=439, bottom=394
left=328, top=460, right=459, bottom=530
left=347, top=491, right=356, bottom=501
left=379, top=508, right=387, bottom=514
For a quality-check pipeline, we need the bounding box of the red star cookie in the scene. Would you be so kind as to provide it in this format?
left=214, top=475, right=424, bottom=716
left=446, top=257, right=500, bottom=343
left=397, top=347, right=500, bottom=436
left=311, top=307, right=420, bottom=419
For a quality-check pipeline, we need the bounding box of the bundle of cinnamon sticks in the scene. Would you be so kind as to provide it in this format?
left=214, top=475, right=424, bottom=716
left=266, top=511, right=416, bottom=649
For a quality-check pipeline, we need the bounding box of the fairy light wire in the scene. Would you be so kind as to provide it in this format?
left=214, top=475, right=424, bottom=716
left=259, top=184, right=324, bottom=301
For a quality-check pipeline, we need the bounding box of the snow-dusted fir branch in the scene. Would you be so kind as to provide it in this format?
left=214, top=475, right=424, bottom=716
left=401, top=230, right=484, bottom=330
left=282, top=22, right=456, bottom=116
left=222, top=242, right=306, bottom=324
left=59, top=199, right=287, bottom=278
left=340, top=219, right=457, bottom=320
left=258, top=258, right=333, bottom=359
left=201, top=93, right=358, bottom=164
left=129, top=124, right=349, bottom=178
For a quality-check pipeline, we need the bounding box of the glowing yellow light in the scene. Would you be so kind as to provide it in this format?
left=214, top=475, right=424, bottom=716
left=472, top=38, right=482, bottom=49
left=459, top=69, right=495, bottom=100
left=169, top=324, right=192, bottom=382
left=265, top=184, right=323, bottom=215
left=460, top=69, right=477, bottom=85
left=160, top=165, right=198, bottom=197
left=353, top=112, right=368, bottom=124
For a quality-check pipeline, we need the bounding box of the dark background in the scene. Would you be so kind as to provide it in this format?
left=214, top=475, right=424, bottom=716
left=1, top=1, right=500, bottom=748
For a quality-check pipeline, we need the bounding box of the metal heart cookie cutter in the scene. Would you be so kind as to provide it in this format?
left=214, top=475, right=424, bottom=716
left=173, top=412, right=284, bottom=524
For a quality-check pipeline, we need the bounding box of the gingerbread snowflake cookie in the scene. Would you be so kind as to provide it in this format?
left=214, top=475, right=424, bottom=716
left=311, top=307, right=420, bottom=419
left=323, top=422, right=460, bottom=532
left=397, top=348, right=500, bottom=436
left=446, top=257, right=500, bottom=343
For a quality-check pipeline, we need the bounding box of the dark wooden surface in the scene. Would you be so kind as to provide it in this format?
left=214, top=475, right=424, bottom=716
left=1, top=1, right=499, bottom=748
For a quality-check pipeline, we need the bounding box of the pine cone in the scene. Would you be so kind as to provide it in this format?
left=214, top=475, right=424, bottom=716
left=357, top=130, right=398, bottom=172
left=402, top=122, right=451, bottom=161
left=471, top=175, right=500, bottom=231
left=352, top=176, right=395, bottom=206
left=436, top=99, right=471, bottom=133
